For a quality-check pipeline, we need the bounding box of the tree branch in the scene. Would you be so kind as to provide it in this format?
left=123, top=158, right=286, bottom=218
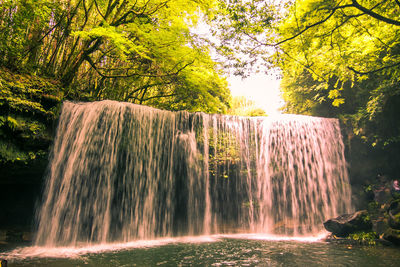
left=348, top=61, right=400, bottom=75
left=239, top=1, right=396, bottom=49
left=278, top=47, right=327, bottom=83
left=86, top=56, right=194, bottom=78
left=128, top=93, right=176, bottom=102
left=22, top=7, right=72, bottom=58
left=352, top=16, right=390, bottom=49
left=141, top=93, right=176, bottom=101
left=125, top=81, right=174, bottom=101
left=351, top=0, right=400, bottom=26
left=93, top=0, right=106, bottom=20
left=257, top=4, right=354, bottom=46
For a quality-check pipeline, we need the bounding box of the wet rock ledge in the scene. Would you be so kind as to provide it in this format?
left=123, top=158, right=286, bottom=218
left=324, top=181, right=400, bottom=246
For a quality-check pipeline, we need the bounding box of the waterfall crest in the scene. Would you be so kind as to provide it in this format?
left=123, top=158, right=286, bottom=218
left=35, top=100, right=352, bottom=246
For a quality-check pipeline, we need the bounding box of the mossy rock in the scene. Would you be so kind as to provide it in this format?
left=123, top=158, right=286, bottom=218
left=0, top=68, right=63, bottom=184
left=382, top=228, right=400, bottom=245
left=373, top=217, right=389, bottom=235
left=0, top=68, right=63, bottom=119
left=324, top=210, right=372, bottom=237
left=388, top=200, right=400, bottom=230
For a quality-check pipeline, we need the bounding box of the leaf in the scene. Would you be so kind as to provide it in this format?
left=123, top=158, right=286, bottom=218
left=328, top=89, right=340, bottom=99
left=332, top=98, right=345, bottom=107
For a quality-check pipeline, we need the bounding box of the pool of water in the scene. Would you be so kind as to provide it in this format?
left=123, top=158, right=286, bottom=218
left=1, top=234, right=400, bottom=266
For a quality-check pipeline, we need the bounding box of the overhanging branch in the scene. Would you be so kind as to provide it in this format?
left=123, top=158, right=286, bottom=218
left=86, top=56, right=194, bottom=78
left=348, top=61, right=400, bottom=75
left=246, top=3, right=354, bottom=47
left=351, top=0, right=400, bottom=26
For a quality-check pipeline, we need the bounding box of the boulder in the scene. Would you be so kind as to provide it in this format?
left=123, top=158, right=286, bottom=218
left=382, top=228, right=400, bottom=245
left=323, top=210, right=372, bottom=237
left=388, top=200, right=400, bottom=230
left=373, top=217, right=389, bottom=235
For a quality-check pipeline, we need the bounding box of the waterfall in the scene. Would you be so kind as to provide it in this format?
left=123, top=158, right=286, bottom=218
left=34, top=100, right=352, bottom=247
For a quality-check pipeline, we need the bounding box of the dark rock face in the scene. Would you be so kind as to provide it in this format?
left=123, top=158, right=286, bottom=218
left=374, top=187, right=392, bottom=205
left=0, top=68, right=62, bottom=231
left=382, top=228, right=400, bottom=245
left=373, top=218, right=389, bottom=235
left=323, top=210, right=372, bottom=237
left=388, top=200, right=400, bottom=230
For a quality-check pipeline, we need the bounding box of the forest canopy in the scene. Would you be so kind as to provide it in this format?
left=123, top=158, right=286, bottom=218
left=0, top=0, right=231, bottom=113
left=213, top=0, right=400, bottom=147
left=1, top=0, right=400, bottom=147
left=278, top=0, right=400, bottom=147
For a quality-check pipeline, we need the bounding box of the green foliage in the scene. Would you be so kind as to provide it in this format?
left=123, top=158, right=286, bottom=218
left=347, top=231, right=378, bottom=245
left=276, top=0, right=400, bottom=147
left=0, top=68, right=61, bottom=165
left=0, top=0, right=55, bottom=69
left=206, top=119, right=259, bottom=181
left=211, top=0, right=282, bottom=75
left=0, top=68, right=62, bottom=116
left=367, top=201, right=380, bottom=218
left=0, top=0, right=231, bottom=113
left=227, top=96, right=267, bottom=117
left=208, top=127, right=241, bottom=179
left=364, top=185, right=373, bottom=194
left=214, top=0, right=400, bottom=148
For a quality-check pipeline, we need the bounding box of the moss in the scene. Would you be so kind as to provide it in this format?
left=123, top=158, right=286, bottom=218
left=0, top=68, right=63, bottom=183
left=0, top=68, right=62, bottom=118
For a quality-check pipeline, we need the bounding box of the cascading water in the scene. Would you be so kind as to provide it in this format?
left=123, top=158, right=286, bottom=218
left=34, top=100, right=352, bottom=247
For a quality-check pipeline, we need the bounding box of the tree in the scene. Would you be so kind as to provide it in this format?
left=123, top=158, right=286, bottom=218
left=210, top=0, right=281, bottom=75
left=214, top=0, right=400, bottom=146
left=0, top=0, right=231, bottom=113
left=276, top=0, right=400, bottom=146
left=227, top=96, right=266, bottom=116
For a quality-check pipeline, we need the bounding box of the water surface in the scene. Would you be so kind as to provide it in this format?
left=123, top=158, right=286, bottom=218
left=2, top=235, right=399, bottom=266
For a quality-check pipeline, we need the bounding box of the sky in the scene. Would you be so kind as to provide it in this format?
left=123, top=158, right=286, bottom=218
left=192, top=20, right=284, bottom=115
left=228, top=73, right=284, bottom=115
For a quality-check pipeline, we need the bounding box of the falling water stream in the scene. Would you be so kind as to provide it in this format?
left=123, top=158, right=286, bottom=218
left=34, top=100, right=352, bottom=246
left=1, top=100, right=360, bottom=264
